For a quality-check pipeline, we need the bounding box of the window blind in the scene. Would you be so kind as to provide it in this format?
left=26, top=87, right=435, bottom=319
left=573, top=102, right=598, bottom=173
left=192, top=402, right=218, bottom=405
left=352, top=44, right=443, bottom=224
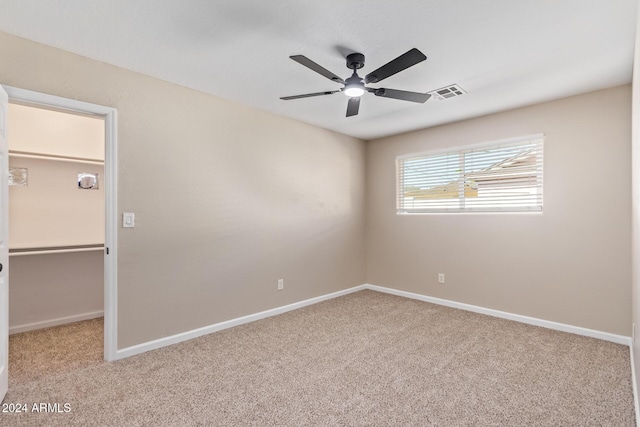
left=397, top=135, right=543, bottom=213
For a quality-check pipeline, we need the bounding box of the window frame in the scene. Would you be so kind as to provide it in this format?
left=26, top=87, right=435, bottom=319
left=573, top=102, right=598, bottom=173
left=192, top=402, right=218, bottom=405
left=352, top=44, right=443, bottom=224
left=396, top=134, right=544, bottom=215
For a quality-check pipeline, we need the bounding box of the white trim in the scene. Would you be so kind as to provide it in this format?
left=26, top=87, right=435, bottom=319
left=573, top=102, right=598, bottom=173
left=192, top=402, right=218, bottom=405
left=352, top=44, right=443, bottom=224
left=115, top=283, right=629, bottom=361
left=364, top=284, right=631, bottom=345
left=3, top=85, right=118, bottom=362
left=5, top=87, right=114, bottom=116
left=103, top=107, right=118, bottom=361
left=9, top=311, right=103, bottom=335
left=114, top=286, right=367, bottom=360
left=398, top=211, right=544, bottom=216
left=631, top=344, right=640, bottom=424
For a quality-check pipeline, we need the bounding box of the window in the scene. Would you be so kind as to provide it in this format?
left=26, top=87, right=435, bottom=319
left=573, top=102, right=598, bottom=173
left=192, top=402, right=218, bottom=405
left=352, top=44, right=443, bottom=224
left=397, top=134, right=543, bottom=213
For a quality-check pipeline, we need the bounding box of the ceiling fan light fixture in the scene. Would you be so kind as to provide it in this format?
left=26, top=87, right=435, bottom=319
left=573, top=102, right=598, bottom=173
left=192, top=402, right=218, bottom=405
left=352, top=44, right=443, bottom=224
left=344, top=86, right=365, bottom=97
left=281, top=48, right=429, bottom=117
left=344, top=71, right=365, bottom=97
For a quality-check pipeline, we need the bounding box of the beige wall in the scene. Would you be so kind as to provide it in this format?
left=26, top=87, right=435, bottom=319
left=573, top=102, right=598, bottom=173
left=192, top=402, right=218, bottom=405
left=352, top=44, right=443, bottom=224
left=0, top=32, right=366, bottom=348
left=8, top=103, right=104, bottom=160
left=8, top=157, right=104, bottom=332
left=8, top=103, right=105, bottom=247
left=366, top=85, right=631, bottom=336
left=8, top=157, right=104, bottom=248
left=9, top=252, right=103, bottom=330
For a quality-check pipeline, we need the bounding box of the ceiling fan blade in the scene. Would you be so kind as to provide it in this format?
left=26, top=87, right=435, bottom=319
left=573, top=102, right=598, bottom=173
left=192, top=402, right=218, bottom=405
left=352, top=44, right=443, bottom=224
left=280, top=90, right=341, bottom=100
left=346, top=97, right=360, bottom=117
left=290, top=55, right=345, bottom=84
left=365, top=48, right=427, bottom=84
left=373, top=88, right=431, bottom=103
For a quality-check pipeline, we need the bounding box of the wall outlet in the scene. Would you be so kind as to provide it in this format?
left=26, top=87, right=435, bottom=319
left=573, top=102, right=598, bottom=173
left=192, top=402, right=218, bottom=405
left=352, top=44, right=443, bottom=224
left=277, top=279, right=284, bottom=291
left=438, top=273, right=445, bottom=284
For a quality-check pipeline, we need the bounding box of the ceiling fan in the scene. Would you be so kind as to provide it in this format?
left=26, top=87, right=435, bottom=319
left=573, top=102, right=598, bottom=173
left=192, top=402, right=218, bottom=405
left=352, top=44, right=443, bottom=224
left=280, top=48, right=431, bottom=117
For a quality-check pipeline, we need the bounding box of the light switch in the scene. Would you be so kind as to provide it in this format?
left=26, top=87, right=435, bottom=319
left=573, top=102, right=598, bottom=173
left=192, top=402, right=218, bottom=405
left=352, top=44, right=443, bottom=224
left=123, top=213, right=135, bottom=228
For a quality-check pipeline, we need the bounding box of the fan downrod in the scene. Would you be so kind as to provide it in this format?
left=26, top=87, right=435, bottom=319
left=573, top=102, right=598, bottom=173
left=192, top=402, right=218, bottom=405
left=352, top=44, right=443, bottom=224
left=346, top=53, right=365, bottom=70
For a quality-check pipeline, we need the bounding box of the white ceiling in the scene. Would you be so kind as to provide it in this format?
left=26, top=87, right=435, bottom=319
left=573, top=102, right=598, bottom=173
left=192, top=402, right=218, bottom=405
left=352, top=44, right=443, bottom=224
left=0, top=0, right=637, bottom=140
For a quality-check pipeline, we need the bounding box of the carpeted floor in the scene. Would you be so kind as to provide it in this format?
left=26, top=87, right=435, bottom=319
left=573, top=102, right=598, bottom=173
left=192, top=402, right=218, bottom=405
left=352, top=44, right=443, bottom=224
left=1, top=290, right=635, bottom=426
left=8, top=317, right=104, bottom=387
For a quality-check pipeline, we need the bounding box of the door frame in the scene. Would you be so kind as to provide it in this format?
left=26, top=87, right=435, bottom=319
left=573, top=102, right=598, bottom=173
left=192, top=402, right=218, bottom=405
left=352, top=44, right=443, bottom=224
left=3, top=85, right=118, bottom=361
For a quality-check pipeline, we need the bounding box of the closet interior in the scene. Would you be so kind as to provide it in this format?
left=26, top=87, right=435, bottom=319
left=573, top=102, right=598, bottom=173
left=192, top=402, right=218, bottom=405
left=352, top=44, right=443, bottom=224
left=7, top=102, right=105, bottom=335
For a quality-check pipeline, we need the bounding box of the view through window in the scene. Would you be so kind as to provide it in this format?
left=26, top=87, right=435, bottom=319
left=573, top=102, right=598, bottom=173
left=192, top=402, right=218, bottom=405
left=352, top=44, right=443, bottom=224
left=397, top=135, right=543, bottom=213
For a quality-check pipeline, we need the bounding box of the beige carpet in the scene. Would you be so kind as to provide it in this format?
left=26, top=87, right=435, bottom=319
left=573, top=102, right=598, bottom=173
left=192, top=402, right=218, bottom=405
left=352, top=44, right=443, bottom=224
left=1, top=290, right=634, bottom=426
left=9, top=317, right=104, bottom=387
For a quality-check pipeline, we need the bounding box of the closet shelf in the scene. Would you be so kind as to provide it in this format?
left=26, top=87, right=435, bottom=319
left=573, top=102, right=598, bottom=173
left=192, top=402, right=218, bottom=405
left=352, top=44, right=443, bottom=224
left=9, top=151, right=104, bottom=166
left=9, top=244, right=104, bottom=256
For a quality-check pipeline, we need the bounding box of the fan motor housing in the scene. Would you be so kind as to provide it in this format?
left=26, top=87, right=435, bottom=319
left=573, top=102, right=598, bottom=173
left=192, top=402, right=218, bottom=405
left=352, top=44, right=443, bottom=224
left=346, top=53, right=365, bottom=70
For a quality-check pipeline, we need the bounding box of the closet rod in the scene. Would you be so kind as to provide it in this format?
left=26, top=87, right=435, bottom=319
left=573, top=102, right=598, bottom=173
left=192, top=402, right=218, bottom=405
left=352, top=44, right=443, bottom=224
left=9, top=151, right=104, bottom=166
left=9, top=244, right=104, bottom=257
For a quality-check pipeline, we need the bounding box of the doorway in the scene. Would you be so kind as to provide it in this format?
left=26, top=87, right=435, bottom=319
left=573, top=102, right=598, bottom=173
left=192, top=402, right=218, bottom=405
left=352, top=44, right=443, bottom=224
left=2, top=86, right=117, bottom=368
left=7, top=101, right=105, bottom=384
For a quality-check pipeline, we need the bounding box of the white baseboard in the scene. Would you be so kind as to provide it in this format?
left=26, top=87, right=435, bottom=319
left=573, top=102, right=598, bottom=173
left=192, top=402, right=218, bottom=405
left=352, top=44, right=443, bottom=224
left=115, top=282, right=631, bottom=361
left=10, top=310, right=104, bottom=335
left=364, top=284, right=631, bottom=346
left=115, top=285, right=367, bottom=360
left=631, top=344, right=640, bottom=425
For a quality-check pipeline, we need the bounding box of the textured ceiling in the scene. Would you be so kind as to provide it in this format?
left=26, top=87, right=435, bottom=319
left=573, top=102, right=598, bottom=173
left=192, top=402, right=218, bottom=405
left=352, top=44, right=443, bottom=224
left=0, top=0, right=637, bottom=140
